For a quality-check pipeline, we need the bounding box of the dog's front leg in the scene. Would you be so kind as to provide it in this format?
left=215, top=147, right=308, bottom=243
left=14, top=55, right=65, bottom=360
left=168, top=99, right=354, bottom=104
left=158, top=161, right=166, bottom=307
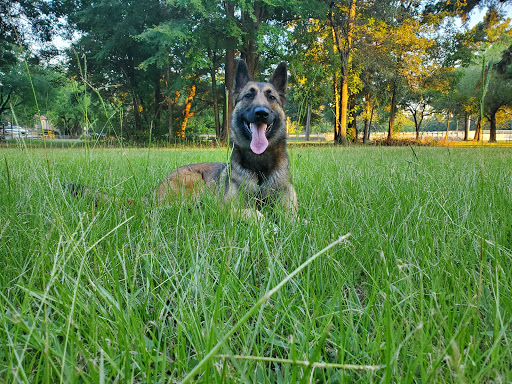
left=282, top=184, right=298, bottom=217
left=223, top=183, right=265, bottom=222
left=281, top=185, right=308, bottom=225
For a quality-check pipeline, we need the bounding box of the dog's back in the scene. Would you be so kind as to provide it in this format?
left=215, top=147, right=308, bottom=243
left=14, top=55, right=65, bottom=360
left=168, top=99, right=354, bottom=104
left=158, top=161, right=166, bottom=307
left=155, top=162, right=227, bottom=203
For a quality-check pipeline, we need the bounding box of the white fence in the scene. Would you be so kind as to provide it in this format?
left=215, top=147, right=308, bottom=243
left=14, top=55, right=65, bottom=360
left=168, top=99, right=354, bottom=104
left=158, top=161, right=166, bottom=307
left=370, top=130, right=512, bottom=141
left=286, top=130, right=512, bottom=142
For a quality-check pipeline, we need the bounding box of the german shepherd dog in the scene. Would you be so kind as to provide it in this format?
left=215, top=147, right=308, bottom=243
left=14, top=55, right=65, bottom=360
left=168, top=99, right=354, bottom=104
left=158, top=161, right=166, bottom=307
left=69, top=60, right=297, bottom=219
left=154, top=59, right=297, bottom=218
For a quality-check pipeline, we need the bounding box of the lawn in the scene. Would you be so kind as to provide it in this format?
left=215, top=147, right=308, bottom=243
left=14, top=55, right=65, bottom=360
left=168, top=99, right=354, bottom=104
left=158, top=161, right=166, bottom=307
left=0, top=145, right=511, bottom=383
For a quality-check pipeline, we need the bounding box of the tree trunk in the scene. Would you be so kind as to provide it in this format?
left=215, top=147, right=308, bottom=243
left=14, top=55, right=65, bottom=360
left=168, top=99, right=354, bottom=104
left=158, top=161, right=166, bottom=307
left=348, top=96, right=357, bottom=142
left=408, top=104, right=421, bottom=141
left=473, top=116, right=481, bottom=141
left=339, top=73, right=349, bottom=145
left=122, top=63, right=142, bottom=132
left=0, top=89, right=13, bottom=117
left=367, top=106, right=374, bottom=142
left=241, top=46, right=259, bottom=79
left=240, top=2, right=264, bottom=78
left=414, top=112, right=420, bottom=141
left=329, top=0, right=356, bottom=146
left=340, top=0, right=356, bottom=145
left=363, top=97, right=371, bottom=144
left=168, top=100, right=173, bottom=139
left=129, top=90, right=142, bottom=132
left=209, top=50, right=221, bottom=140
left=154, top=70, right=163, bottom=122
left=212, top=72, right=220, bottom=140
left=166, top=66, right=178, bottom=140
left=444, top=110, right=450, bottom=140
left=388, top=86, right=396, bottom=140
left=178, top=85, right=196, bottom=139
left=489, top=110, right=497, bottom=143
left=464, top=113, right=470, bottom=141
left=222, top=2, right=235, bottom=143
left=305, top=101, right=311, bottom=141
left=333, top=74, right=341, bottom=142
left=222, top=51, right=234, bottom=142
left=363, top=117, right=369, bottom=144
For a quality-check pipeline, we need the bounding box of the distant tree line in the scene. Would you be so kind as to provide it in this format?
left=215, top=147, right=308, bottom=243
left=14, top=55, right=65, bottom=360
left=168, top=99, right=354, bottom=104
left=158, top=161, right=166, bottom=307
left=1, top=0, right=511, bottom=143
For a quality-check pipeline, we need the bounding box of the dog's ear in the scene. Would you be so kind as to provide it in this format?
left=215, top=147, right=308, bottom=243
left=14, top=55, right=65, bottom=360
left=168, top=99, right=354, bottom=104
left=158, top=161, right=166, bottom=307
left=269, top=62, right=287, bottom=104
left=234, top=59, right=250, bottom=96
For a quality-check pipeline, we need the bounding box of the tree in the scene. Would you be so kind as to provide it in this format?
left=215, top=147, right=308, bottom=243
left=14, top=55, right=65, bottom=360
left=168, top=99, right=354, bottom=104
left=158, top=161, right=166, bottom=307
left=1, top=1, right=62, bottom=61
left=485, top=66, right=512, bottom=142
left=8, top=0, right=510, bottom=146
left=329, top=0, right=357, bottom=145
left=0, top=1, right=62, bottom=119
left=47, top=77, right=89, bottom=137
left=463, top=9, right=512, bottom=141
left=449, top=65, right=480, bottom=140
left=424, top=0, right=512, bottom=23
left=287, top=15, right=333, bottom=139
left=62, top=0, right=173, bottom=135
left=1, top=60, right=61, bottom=127
left=403, top=94, right=428, bottom=140
left=222, top=1, right=236, bottom=142
left=381, top=8, right=439, bottom=140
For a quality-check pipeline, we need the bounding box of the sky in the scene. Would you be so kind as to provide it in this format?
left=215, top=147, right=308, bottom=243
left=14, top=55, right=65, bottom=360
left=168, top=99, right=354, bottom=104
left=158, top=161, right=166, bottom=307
left=468, top=3, right=512, bottom=26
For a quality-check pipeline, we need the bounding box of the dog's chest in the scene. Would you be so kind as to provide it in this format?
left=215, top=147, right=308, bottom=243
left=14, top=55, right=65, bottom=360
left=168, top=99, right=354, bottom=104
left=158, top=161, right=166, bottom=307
left=240, top=166, right=286, bottom=198
left=228, top=146, right=289, bottom=199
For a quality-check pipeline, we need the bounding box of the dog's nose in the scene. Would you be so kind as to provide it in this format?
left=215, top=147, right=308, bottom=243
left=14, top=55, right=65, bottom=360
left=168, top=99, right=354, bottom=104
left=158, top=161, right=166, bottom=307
left=254, top=107, right=270, bottom=120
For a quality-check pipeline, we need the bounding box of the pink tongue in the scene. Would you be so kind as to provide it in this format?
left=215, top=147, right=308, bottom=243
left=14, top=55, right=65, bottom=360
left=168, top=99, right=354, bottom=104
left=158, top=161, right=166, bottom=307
left=249, top=123, right=269, bottom=154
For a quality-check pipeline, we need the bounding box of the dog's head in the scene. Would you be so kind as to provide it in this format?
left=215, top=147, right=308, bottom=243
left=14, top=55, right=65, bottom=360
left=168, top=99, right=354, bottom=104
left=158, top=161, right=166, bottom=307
left=231, top=60, right=287, bottom=155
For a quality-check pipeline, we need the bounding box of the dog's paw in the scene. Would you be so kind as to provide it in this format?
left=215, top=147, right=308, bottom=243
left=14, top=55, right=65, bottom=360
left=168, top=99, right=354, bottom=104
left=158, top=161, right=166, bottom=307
left=264, top=222, right=279, bottom=236
left=288, top=215, right=309, bottom=226
left=240, top=208, right=265, bottom=221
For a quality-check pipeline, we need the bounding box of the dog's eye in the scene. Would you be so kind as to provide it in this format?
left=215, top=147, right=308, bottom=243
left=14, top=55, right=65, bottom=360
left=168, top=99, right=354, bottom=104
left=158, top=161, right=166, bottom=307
left=244, top=94, right=253, bottom=99
left=268, top=95, right=276, bottom=101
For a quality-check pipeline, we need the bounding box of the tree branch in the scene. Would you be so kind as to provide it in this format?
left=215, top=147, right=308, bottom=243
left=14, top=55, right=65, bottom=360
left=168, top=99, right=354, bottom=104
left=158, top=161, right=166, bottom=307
left=0, top=89, right=13, bottom=115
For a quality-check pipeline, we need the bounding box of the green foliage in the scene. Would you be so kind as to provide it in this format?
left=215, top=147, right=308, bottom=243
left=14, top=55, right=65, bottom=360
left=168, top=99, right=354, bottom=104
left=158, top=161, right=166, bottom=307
left=485, top=70, right=512, bottom=115
left=287, top=17, right=333, bottom=131
left=2, top=0, right=512, bottom=142
left=47, top=78, right=88, bottom=136
left=0, top=60, right=61, bottom=125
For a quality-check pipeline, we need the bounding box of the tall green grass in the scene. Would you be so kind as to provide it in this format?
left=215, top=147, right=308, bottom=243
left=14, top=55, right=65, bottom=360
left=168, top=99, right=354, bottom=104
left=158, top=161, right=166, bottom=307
left=0, top=146, right=511, bottom=383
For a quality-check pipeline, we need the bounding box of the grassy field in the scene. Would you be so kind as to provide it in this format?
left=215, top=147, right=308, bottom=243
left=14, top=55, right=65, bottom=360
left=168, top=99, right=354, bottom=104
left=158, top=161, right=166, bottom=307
left=0, top=145, right=511, bottom=383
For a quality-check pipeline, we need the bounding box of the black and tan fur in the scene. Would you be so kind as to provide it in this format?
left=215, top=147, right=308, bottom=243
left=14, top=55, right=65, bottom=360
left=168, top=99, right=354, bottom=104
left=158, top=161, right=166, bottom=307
left=155, top=60, right=297, bottom=217
left=70, top=60, right=297, bottom=218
